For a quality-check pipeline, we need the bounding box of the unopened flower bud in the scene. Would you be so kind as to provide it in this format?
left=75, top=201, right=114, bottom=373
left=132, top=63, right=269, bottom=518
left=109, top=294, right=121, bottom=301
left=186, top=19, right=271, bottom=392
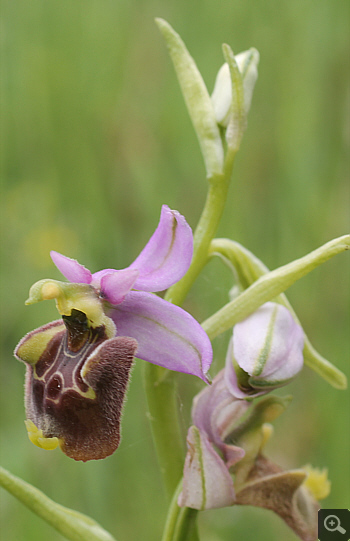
left=211, top=48, right=259, bottom=127
left=225, top=302, right=304, bottom=398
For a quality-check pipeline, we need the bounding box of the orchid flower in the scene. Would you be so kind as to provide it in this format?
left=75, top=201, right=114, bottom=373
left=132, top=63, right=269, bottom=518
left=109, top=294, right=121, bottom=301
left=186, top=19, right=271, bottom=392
left=14, top=205, right=212, bottom=461
left=179, top=369, right=325, bottom=541
left=179, top=303, right=304, bottom=508
left=225, top=302, right=305, bottom=398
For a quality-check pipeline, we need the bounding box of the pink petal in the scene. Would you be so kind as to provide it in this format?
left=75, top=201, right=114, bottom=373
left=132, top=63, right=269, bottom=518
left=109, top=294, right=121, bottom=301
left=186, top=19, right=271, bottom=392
left=178, top=426, right=236, bottom=510
left=50, top=251, right=92, bottom=284
left=192, top=370, right=248, bottom=445
left=95, top=269, right=139, bottom=305
left=128, top=205, right=193, bottom=292
left=213, top=398, right=249, bottom=443
left=109, top=291, right=212, bottom=381
left=223, top=443, right=246, bottom=469
left=192, top=371, right=232, bottom=436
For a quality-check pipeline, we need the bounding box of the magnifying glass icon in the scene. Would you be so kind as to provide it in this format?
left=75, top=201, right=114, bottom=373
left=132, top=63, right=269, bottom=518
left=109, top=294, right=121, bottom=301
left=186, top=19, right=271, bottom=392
left=324, top=514, right=346, bottom=534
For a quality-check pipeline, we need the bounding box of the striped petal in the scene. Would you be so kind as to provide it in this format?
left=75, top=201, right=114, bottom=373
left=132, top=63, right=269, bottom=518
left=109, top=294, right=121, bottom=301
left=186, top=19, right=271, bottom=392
left=178, top=426, right=236, bottom=510
left=128, top=205, right=193, bottom=292
left=233, top=302, right=304, bottom=379
left=110, top=291, right=212, bottom=381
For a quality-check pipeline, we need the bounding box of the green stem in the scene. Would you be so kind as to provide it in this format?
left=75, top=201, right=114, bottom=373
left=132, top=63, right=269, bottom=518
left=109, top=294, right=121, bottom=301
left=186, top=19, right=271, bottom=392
left=165, top=165, right=233, bottom=307
left=143, top=364, right=185, bottom=499
left=161, top=480, right=199, bottom=541
left=173, top=508, right=199, bottom=541
left=161, top=481, right=182, bottom=541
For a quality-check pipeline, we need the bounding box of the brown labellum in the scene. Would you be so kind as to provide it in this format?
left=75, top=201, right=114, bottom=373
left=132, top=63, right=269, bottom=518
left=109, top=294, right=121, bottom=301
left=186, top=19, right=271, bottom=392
left=15, top=310, right=138, bottom=461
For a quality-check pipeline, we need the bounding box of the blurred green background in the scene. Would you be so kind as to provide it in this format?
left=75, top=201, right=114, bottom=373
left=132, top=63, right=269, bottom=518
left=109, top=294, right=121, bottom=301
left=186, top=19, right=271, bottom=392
left=1, top=1, right=349, bottom=540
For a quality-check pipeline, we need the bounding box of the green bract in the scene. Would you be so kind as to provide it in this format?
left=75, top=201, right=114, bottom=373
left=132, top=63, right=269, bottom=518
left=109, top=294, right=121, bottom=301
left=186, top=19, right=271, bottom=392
left=156, top=18, right=224, bottom=179
left=0, top=467, right=116, bottom=541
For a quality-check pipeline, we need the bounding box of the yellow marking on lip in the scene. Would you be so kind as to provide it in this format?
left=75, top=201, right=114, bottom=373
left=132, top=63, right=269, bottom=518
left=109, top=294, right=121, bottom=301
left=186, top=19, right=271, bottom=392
left=54, top=384, right=96, bottom=400
left=24, top=420, right=59, bottom=451
left=79, top=386, right=96, bottom=399
left=17, top=324, right=65, bottom=366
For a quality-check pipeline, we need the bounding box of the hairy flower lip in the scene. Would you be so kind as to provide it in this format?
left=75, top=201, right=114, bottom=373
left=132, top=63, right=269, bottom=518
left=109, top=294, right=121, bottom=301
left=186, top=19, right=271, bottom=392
left=15, top=312, right=138, bottom=461
left=235, top=454, right=320, bottom=541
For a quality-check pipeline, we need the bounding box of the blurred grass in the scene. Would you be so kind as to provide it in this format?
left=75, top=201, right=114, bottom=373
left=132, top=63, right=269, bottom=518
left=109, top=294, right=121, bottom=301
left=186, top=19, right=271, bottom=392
left=1, top=1, right=349, bottom=540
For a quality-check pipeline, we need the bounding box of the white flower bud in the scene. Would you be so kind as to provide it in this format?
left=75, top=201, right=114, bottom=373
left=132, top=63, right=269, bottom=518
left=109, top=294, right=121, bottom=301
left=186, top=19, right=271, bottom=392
left=211, top=48, right=260, bottom=127
left=225, top=302, right=304, bottom=398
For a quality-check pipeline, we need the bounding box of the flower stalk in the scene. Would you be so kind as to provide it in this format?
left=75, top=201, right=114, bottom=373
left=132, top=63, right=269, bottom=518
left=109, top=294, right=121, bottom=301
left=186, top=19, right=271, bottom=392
left=143, top=20, right=248, bottom=505
left=161, top=481, right=199, bottom=541
left=165, top=170, right=232, bottom=307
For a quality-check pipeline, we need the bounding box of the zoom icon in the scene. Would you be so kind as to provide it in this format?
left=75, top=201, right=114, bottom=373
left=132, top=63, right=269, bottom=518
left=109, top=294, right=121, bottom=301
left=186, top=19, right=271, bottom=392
left=318, top=509, right=350, bottom=540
